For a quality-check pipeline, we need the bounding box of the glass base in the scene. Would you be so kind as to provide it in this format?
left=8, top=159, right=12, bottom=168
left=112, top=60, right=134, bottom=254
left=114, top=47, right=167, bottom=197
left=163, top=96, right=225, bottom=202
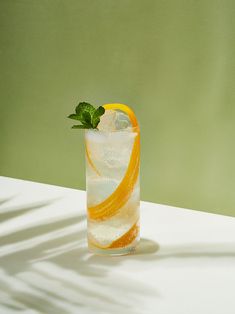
left=89, top=245, right=137, bottom=256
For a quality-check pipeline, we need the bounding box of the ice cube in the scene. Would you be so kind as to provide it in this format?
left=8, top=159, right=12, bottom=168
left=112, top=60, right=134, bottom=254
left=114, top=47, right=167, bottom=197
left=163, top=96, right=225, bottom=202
left=98, top=110, right=131, bottom=131
left=98, top=110, right=117, bottom=131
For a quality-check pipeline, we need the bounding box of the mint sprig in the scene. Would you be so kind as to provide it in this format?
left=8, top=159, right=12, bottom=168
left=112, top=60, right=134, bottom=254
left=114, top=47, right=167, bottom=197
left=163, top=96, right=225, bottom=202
left=68, top=102, right=105, bottom=129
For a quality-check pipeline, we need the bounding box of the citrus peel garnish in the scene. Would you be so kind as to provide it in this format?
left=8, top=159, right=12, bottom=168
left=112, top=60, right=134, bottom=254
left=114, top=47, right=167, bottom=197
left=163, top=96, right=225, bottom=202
left=88, top=220, right=139, bottom=249
left=85, top=142, right=101, bottom=176
left=87, top=103, right=140, bottom=221
left=109, top=220, right=139, bottom=249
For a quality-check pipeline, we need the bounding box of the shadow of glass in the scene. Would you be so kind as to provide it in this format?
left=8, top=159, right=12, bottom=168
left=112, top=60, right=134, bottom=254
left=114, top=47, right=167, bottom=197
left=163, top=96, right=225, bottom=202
left=134, top=238, right=160, bottom=255
left=155, top=242, right=235, bottom=260
left=130, top=241, right=235, bottom=262
left=85, top=239, right=235, bottom=266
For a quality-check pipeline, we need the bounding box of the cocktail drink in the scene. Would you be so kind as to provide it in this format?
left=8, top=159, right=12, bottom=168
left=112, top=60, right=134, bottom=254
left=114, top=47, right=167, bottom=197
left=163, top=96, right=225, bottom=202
left=86, top=104, right=140, bottom=255
left=68, top=102, right=140, bottom=255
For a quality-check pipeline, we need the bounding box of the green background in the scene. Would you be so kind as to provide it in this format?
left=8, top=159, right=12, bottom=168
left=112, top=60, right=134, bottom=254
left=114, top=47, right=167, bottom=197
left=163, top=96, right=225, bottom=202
left=1, top=0, right=235, bottom=216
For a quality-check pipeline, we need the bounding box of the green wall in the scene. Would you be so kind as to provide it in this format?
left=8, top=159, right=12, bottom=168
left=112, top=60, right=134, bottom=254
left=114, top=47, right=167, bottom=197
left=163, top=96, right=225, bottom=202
left=1, top=0, right=235, bottom=216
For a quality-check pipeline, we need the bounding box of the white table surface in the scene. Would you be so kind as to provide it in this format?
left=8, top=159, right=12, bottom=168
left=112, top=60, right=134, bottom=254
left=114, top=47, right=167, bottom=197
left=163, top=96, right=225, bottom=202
left=0, top=176, right=235, bottom=314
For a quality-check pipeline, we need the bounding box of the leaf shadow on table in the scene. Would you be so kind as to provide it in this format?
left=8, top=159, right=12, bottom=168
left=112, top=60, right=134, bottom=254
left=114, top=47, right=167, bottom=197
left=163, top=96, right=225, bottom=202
left=85, top=230, right=235, bottom=269
left=0, top=195, right=17, bottom=207
left=140, top=242, right=235, bottom=261
left=0, top=200, right=159, bottom=314
left=1, top=198, right=235, bottom=313
left=0, top=198, right=59, bottom=222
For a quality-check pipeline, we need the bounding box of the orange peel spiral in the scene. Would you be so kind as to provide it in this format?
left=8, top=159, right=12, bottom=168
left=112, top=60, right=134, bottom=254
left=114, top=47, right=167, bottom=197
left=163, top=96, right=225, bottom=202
left=87, top=103, right=140, bottom=221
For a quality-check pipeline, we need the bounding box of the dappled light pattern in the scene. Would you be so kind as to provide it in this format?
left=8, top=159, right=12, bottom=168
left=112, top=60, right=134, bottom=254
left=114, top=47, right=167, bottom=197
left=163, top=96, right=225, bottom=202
left=0, top=196, right=155, bottom=314
left=1, top=178, right=235, bottom=314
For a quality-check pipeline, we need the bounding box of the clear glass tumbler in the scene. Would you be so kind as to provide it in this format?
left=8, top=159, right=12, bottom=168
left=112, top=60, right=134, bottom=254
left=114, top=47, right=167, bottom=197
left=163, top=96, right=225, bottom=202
left=85, top=126, right=140, bottom=256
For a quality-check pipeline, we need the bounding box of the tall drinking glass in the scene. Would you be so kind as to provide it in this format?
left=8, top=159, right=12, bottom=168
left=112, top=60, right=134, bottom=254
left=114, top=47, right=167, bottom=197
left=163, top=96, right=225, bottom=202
left=85, top=124, right=140, bottom=256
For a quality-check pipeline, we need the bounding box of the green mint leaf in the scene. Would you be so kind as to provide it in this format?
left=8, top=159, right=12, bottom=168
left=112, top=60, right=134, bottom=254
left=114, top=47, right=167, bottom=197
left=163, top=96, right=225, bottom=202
left=81, top=111, right=92, bottom=127
left=68, top=114, right=81, bottom=121
left=68, top=102, right=105, bottom=130
left=92, top=106, right=105, bottom=128
left=76, top=102, right=96, bottom=116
